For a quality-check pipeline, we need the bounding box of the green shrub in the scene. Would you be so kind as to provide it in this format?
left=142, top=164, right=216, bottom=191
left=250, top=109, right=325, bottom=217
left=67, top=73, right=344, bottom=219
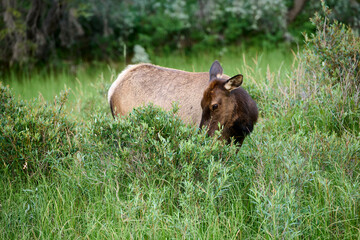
left=89, top=104, right=240, bottom=176
left=0, top=84, right=78, bottom=178
left=84, top=104, right=250, bottom=214
left=305, top=2, right=360, bottom=89
left=297, top=0, right=360, bottom=134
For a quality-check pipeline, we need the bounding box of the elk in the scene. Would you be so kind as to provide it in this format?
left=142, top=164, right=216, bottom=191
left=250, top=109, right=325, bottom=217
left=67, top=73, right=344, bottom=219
left=108, top=61, right=258, bottom=145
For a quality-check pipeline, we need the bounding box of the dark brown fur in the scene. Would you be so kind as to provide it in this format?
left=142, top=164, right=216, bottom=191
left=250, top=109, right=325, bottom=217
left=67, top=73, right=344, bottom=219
left=199, top=61, right=258, bottom=146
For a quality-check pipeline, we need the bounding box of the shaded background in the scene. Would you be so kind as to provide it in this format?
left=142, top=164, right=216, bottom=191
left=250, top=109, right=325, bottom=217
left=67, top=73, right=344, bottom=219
left=1, top=0, right=360, bottom=70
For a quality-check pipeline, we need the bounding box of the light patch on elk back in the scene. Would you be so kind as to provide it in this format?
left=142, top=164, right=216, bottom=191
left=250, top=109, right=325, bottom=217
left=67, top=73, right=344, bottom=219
left=108, top=64, right=137, bottom=104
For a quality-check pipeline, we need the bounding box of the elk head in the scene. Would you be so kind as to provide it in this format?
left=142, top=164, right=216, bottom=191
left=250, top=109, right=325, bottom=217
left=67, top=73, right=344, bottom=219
left=199, top=61, right=258, bottom=145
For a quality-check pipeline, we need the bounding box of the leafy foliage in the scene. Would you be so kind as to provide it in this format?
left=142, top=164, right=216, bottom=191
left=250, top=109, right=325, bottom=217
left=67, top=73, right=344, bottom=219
left=299, top=0, right=360, bottom=134
left=0, top=84, right=78, bottom=178
left=306, top=2, right=360, bottom=88
left=86, top=103, right=241, bottom=197
left=2, top=0, right=360, bottom=67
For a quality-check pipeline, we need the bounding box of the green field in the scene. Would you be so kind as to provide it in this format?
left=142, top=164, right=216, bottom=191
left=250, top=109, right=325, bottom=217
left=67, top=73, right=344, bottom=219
left=1, top=21, right=360, bottom=239
left=3, top=45, right=293, bottom=102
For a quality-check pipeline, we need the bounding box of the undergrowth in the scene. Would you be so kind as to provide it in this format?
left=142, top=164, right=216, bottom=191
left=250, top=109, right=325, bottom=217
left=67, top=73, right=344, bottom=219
left=0, top=84, right=78, bottom=179
left=297, top=0, right=360, bottom=134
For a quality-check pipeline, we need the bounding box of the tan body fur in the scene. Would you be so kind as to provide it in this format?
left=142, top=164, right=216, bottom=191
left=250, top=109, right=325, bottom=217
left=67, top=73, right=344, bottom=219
left=108, top=63, right=229, bottom=125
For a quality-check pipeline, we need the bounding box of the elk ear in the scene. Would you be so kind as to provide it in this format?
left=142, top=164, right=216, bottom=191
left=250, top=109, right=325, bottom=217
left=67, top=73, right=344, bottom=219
left=209, top=60, right=223, bottom=81
left=224, top=74, right=243, bottom=91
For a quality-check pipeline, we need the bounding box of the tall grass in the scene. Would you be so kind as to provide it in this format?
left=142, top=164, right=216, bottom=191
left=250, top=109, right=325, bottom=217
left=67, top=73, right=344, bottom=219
left=1, top=75, right=359, bottom=239
left=1, top=62, right=118, bottom=102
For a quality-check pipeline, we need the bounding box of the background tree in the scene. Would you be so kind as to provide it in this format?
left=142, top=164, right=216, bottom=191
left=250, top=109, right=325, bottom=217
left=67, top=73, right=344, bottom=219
left=287, top=0, right=308, bottom=23
left=1, top=0, right=359, bottom=69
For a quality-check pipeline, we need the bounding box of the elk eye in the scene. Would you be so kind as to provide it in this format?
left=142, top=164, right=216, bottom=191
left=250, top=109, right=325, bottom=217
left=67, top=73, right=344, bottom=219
left=212, top=103, right=219, bottom=111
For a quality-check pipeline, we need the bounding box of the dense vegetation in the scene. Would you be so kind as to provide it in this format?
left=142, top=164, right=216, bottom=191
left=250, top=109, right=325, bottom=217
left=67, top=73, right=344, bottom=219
left=1, top=0, right=360, bottom=68
left=1, top=1, right=360, bottom=239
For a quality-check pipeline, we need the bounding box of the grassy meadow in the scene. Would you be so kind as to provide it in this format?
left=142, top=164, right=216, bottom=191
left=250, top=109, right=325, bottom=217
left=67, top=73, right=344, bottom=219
left=1, top=13, right=360, bottom=240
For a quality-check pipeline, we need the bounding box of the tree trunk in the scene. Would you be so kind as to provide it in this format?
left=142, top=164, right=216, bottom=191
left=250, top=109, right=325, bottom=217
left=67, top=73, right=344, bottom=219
left=287, top=0, right=308, bottom=24
left=2, top=0, right=28, bottom=64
